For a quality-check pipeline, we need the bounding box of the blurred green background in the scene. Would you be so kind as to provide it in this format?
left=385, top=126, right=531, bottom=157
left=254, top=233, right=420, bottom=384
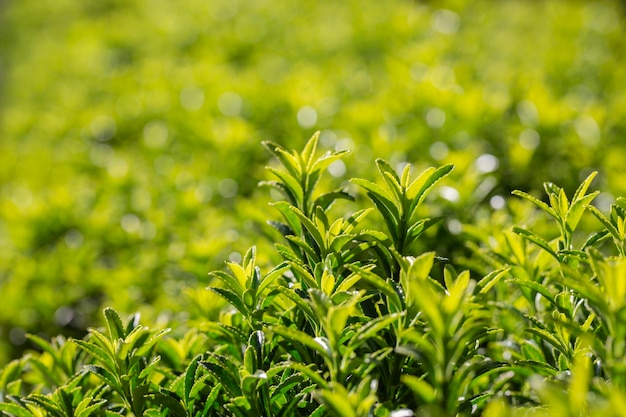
left=1, top=0, right=625, bottom=364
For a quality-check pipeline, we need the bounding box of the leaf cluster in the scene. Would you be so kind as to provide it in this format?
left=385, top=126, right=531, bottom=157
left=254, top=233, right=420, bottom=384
left=3, top=135, right=626, bottom=416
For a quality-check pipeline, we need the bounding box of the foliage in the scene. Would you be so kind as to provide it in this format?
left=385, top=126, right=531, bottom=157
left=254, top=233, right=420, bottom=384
left=2, top=135, right=626, bottom=415
left=1, top=0, right=626, bottom=364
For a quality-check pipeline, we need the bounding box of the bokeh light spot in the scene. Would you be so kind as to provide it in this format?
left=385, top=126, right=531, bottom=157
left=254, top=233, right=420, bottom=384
left=297, top=106, right=318, bottom=128
left=433, top=9, right=460, bottom=34
left=476, top=154, right=499, bottom=173
left=440, top=186, right=460, bottom=203
left=519, top=129, right=540, bottom=150
left=575, top=115, right=600, bottom=146
left=327, top=160, right=347, bottom=178
left=180, top=86, right=205, bottom=111
left=490, top=195, right=506, bottom=210
left=143, top=120, right=169, bottom=149
left=426, top=108, right=446, bottom=129
left=121, top=214, right=141, bottom=234
left=218, top=178, right=239, bottom=198
left=218, top=92, right=243, bottom=117
left=429, top=142, right=449, bottom=160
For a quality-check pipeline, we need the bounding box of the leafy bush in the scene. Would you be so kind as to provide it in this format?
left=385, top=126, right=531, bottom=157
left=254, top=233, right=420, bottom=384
left=2, top=135, right=626, bottom=416
left=1, top=0, right=626, bottom=364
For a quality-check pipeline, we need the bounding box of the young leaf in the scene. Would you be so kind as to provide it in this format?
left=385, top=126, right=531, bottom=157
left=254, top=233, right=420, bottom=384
left=512, top=190, right=559, bottom=221
left=407, top=164, right=454, bottom=214
left=512, top=226, right=560, bottom=261
left=572, top=171, right=597, bottom=203
left=301, top=131, right=320, bottom=172
left=104, top=308, right=126, bottom=340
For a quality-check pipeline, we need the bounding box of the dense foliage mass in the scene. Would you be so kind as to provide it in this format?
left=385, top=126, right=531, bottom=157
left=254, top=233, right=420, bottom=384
left=1, top=0, right=626, bottom=415
left=1, top=135, right=626, bottom=415
left=1, top=0, right=626, bottom=363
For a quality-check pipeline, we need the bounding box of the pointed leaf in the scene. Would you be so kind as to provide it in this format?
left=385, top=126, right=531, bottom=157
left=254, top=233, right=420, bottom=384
left=402, top=375, right=436, bottom=403
left=572, top=171, right=597, bottom=202
left=407, top=164, right=454, bottom=214
left=104, top=308, right=126, bottom=340
left=310, top=149, right=350, bottom=174
left=0, top=403, right=33, bottom=417
left=588, top=204, right=621, bottom=241
left=73, top=340, right=117, bottom=374
left=350, top=178, right=399, bottom=222
left=207, top=287, right=248, bottom=315
left=512, top=190, right=559, bottom=220
left=301, top=131, right=320, bottom=171
left=476, top=267, right=511, bottom=294
left=512, top=226, right=559, bottom=261
left=567, top=191, right=600, bottom=231
left=272, top=326, right=332, bottom=362
left=267, top=167, right=303, bottom=206
left=262, top=141, right=302, bottom=178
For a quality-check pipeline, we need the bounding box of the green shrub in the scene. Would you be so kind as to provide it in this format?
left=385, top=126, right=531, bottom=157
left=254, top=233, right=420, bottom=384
left=2, top=135, right=626, bottom=416
left=1, top=0, right=626, bottom=364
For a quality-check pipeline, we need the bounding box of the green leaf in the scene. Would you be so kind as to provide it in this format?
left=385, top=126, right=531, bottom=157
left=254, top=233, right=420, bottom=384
left=508, top=279, right=559, bottom=309
left=272, top=326, right=332, bottom=362
left=200, top=359, right=242, bottom=397
left=287, top=261, right=318, bottom=290
left=476, top=267, right=510, bottom=294
left=314, top=190, right=355, bottom=211
left=286, top=235, right=321, bottom=264
left=350, top=179, right=400, bottom=222
left=318, top=388, right=356, bottom=417
left=350, top=312, right=404, bottom=350
left=310, top=149, right=350, bottom=174
left=345, top=264, right=403, bottom=312
left=512, top=190, right=559, bottom=221
left=289, top=206, right=326, bottom=253
left=572, top=171, right=597, bottom=203
left=581, top=230, right=609, bottom=251
left=588, top=204, right=621, bottom=241
left=138, top=355, right=162, bottom=380
left=521, top=341, right=546, bottom=363
left=184, top=354, right=202, bottom=404
left=407, top=164, right=454, bottom=214
left=377, top=166, right=403, bottom=204
left=525, top=328, right=569, bottom=357
left=258, top=263, right=290, bottom=295
left=557, top=188, right=569, bottom=221
left=404, top=217, right=443, bottom=250
left=226, top=261, right=250, bottom=292
left=301, top=131, right=320, bottom=172
left=149, top=390, right=186, bottom=417
left=73, top=340, right=116, bottom=373
left=0, top=403, right=34, bottom=417
left=262, top=141, right=301, bottom=179
left=402, top=375, right=437, bottom=403
left=0, top=358, right=25, bottom=391
left=84, top=365, right=120, bottom=390
left=566, top=191, right=599, bottom=233
left=275, top=286, right=318, bottom=327
left=284, top=362, right=328, bottom=389
left=207, top=287, right=248, bottom=316
left=512, top=226, right=560, bottom=261
left=267, top=167, right=304, bottom=206
left=209, top=270, right=243, bottom=296
left=104, top=308, right=126, bottom=340
left=75, top=397, right=106, bottom=417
